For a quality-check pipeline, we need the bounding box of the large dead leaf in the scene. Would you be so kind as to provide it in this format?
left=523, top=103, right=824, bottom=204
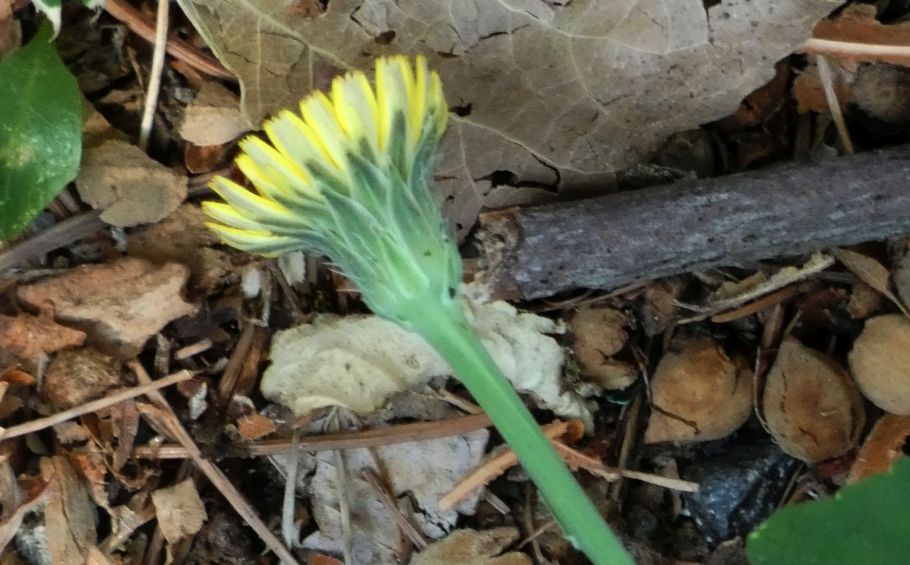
left=178, top=0, right=838, bottom=233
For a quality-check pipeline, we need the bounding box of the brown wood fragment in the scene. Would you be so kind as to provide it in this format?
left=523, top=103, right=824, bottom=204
left=473, top=146, right=910, bottom=300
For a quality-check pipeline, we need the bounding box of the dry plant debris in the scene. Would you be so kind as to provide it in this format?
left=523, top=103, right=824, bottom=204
left=178, top=81, right=249, bottom=146
left=263, top=300, right=593, bottom=426
left=570, top=306, right=639, bottom=390
left=6, top=1, right=910, bottom=563
left=127, top=203, right=243, bottom=291
left=645, top=337, right=753, bottom=444
left=410, top=528, right=530, bottom=565
left=151, top=479, right=208, bottom=546
left=849, top=314, right=910, bottom=415
left=43, top=347, right=121, bottom=409
left=0, top=304, right=86, bottom=369
left=17, top=257, right=196, bottom=356
left=301, top=429, right=490, bottom=564
left=763, top=337, right=866, bottom=463
left=77, top=139, right=187, bottom=227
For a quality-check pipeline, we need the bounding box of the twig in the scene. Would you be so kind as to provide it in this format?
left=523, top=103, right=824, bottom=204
left=801, top=38, right=910, bottom=66
left=281, top=427, right=302, bottom=549
left=551, top=441, right=699, bottom=493
left=0, top=370, right=191, bottom=441
left=816, top=55, right=854, bottom=155
left=329, top=410, right=354, bottom=565
left=677, top=253, right=834, bottom=323
left=709, top=285, right=799, bottom=324
left=438, top=421, right=569, bottom=511
left=0, top=211, right=104, bottom=274
left=126, top=361, right=299, bottom=565
left=104, top=0, right=233, bottom=80
left=132, top=413, right=493, bottom=459
left=173, top=338, right=212, bottom=360
left=138, top=0, right=169, bottom=151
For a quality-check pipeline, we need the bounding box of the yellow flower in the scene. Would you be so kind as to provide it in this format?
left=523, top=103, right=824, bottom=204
left=203, top=55, right=458, bottom=323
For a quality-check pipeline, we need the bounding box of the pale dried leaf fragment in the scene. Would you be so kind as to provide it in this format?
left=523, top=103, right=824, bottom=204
left=645, top=337, right=753, bottom=444
left=410, top=528, right=530, bottom=565
left=263, top=300, right=591, bottom=426
left=0, top=475, right=48, bottom=554
left=151, top=478, right=208, bottom=545
left=302, top=430, right=489, bottom=564
left=179, top=81, right=250, bottom=145
left=763, top=338, right=865, bottom=463
left=40, top=456, right=98, bottom=565
left=177, top=0, right=839, bottom=235
left=77, top=139, right=187, bottom=227
left=849, top=314, right=910, bottom=414
left=43, top=348, right=121, bottom=410
left=17, top=257, right=196, bottom=356
left=832, top=248, right=910, bottom=317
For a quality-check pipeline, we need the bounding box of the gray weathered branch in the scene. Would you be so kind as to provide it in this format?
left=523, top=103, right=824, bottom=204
left=472, top=146, right=910, bottom=300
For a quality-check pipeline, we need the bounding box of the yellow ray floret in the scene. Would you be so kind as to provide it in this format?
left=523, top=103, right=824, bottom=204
left=204, top=54, right=449, bottom=254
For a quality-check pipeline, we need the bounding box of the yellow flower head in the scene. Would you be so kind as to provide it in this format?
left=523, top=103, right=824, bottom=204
left=203, top=55, right=459, bottom=323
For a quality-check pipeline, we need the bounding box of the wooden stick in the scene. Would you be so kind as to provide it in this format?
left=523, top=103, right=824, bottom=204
left=0, top=370, right=191, bottom=441
left=473, top=146, right=910, bottom=300
left=132, top=413, right=493, bottom=459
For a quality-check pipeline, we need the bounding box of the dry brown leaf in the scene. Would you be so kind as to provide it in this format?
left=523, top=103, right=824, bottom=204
left=793, top=62, right=854, bottom=114
left=847, top=414, right=910, bottom=484
left=0, top=475, right=49, bottom=554
left=17, top=258, right=196, bottom=356
left=846, top=280, right=884, bottom=319
left=832, top=248, right=910, bottom=318
left=849, top=314, right=910, bottom=415
left=236, top=412, right=277, bottom=441
left=813, top=4, right=910, bottom=48
left=40, top=456, right=99, bottom=564
left=763, top=337, right=865, bottom=463
left=43, top=348, right=122, bottom=410
left=151, top=478, right=208, bottom=545
left=77, top=139, right=187, bottom=227
left=645, top=337, right=753, bottom=444
left=410, top=528, right=530, bottom=565
left=179, top=81, right=249, bottom=146
left=178, top=0, right=838, bottom=235
left=0, top=304, right=86, bottom=368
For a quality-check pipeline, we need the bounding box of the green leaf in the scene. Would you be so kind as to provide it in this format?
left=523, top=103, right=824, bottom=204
left=0, top=23, right=82, bottom=240
left=747, top=457, right=910, bottom=565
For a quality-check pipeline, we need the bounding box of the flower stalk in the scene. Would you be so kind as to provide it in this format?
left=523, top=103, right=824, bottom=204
left=204, top=55, right=633, bottom=565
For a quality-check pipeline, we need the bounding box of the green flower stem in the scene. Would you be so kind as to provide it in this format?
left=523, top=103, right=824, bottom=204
left=411, top=300, right=634, bottom=565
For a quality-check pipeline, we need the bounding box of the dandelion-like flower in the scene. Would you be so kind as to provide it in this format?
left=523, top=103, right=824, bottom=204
left=203, top=55, right=632, bottom=565
left=203, top=55, right=458, bottom=325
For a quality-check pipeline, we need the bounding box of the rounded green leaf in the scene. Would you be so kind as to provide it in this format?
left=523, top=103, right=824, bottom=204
left=0, top=22, right=82, bottom=240
left=747, top=457, right=910, bottom=565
